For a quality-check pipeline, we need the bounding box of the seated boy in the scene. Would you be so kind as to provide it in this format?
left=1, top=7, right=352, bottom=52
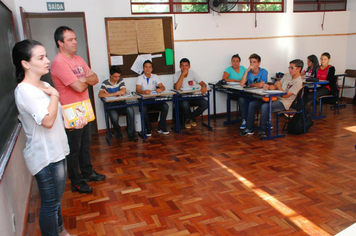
left=98, top=66, right=138, bottom=141
left=238, top=53, right=268, bottom=129
left=136, top=60, right=169, bottom=136
left=239, top=59, right=303, bottom=139
left=173, top=58, right=208, bottom=129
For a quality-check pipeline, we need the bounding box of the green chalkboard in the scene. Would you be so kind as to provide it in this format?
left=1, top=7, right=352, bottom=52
left=0, top=1, right=20, bottom=179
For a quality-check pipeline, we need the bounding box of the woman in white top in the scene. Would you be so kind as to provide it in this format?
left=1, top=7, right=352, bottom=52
left=12, top=40, right=82, bottom=236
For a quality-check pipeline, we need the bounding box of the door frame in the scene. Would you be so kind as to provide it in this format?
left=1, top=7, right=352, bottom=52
left=20, top=9, right=98, bottom=133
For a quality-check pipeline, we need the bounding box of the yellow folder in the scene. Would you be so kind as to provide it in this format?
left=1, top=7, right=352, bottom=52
left=61, top=99, right=95, bottom=128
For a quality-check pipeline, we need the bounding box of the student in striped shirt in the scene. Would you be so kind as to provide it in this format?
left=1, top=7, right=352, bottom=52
left=99, top=66, right=138, bottom=141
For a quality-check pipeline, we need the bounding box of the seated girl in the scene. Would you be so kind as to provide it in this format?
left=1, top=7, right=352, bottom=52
left=306, top=52, right=336, bottom=103
left=222, top=54, right=247, bottom=127
left=222, top=54, right=246, bottom=82
left=302, top=54, right=319, bottom=79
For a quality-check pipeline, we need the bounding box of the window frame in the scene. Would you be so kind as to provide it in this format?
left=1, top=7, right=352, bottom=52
left=293, top=0, right=347, bottom=13
left=130, top=0, right=285, bottom=14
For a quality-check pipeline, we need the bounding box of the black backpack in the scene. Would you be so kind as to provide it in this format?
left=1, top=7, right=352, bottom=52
left=288, top=87, right=313, bottom=134
left=287, top=109, right=313, bottom=134
left=215, top=79, right=227, bottom=86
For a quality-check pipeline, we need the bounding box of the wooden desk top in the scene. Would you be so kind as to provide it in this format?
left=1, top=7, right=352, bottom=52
left=172, top=89, right=210, bottom=95
left=140, top=91, right=177, bottom=98
left=103, top=94, right=141, bottom=103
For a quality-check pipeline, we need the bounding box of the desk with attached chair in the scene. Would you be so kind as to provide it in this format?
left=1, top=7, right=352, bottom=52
left=172, top=89, right=213, bottom=134
left=138, top=91, right=176, bottom=139
left=101, top=94, right=141, bottom=145
left=209, top=81, right=241, bottom=125
left=303, top=80, right=329, bottom=119
left=224, top=85, right=287, bottom=140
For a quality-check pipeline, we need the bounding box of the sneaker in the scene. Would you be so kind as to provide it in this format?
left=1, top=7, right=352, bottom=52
left=284, top=113, right=295, bottom=118
left=190, top=117, right=197, bottom=127
left=266, top=122, right=273, bottom=130
left=115, top=131, right=123, bottom=139
left=185, top=119, right=191, bottom=129
left=240, top=119, right=246, bottom=129
left=128, top=133, right=138, bottom=141
left=83, top=171, right=106, bottom=182
left=258, top=131, right=267, bottom=139
left=239, top=129, right=254, bottom=136
left=71, top=181, right=93, bottom=193
left=146, top=129, right=152, bottom=137
left=158, top=127, right=169, bottom=135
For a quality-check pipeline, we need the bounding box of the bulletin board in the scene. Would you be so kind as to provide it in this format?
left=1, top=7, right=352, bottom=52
left=104, top=17, right=174, bottom=77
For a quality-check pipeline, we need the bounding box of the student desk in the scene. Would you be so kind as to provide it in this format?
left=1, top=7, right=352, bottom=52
left=208, top=82, right=240, bottom=124
left=101, top=94, right=141, bottom=145
left=223, top=85, right=287, bottom=140
left=139, top=91, right=176, bottom=139
left=303, top=80, right=329, bottom=119
left=208, top=82, right=226, bottom=117
left=172, top=89, right=213, bottom=133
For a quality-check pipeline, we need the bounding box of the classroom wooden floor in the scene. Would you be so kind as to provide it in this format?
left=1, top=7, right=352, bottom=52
left=25, top=103, right=356, bottom=236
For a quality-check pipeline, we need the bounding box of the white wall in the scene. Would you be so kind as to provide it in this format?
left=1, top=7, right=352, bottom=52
left=0, top=1, right=33, bottom=236
left=0, top=0, right=354, bottom=233
left=0, top=129, right=31, bottom=236
left=345, top=0, right=356, bottom=98
left=10, top=0, right=356, bottom=131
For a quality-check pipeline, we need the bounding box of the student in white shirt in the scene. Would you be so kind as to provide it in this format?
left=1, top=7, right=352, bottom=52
left=136, top=60, right=169, bottom=136
left=173, top=58, right=208, bottom=129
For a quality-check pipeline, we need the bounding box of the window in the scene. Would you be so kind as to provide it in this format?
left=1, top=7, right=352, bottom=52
left=131, top=0, right=209, bottom=14
left=294, top=0, right=347, bottom=12
left=131, top=0, right=284, bottom=14
left=234, top=0, right=284, bottom=12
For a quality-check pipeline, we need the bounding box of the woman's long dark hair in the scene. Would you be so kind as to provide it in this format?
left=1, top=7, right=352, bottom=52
left=307, top=54, right=319, bottom=76
left=12, top=39, right=43, bottom=83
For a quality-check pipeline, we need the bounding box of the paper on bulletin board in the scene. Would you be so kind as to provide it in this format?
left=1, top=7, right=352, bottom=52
left=131, top=54, right=152, bottom=75
left=110, top=56, right=123, bottom=66
left=151, top=54, right=162, bottom=59
left=136, top=19, right=165, bottom=54
left=107, top=20, right=138, bottom=55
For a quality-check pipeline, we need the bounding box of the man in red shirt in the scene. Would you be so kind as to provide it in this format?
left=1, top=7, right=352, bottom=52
left=51, top=26, right=105, bottom=193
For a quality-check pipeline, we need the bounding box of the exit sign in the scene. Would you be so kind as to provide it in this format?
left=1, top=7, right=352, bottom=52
left=47, top=2, right=65, bottom=11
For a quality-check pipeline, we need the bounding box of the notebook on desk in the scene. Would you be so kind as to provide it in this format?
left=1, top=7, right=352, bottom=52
left=264, top=90, right=286, bottom=94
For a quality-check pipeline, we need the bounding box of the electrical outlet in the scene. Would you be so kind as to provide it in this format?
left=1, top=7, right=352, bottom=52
left=12, top=213, right=16, bottom=232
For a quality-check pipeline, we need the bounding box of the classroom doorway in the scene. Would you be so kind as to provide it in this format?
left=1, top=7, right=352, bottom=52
left=20, top=8, right=97, bottom=133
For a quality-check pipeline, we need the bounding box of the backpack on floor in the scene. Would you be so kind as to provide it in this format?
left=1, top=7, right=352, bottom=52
left=288, top=108, right=313, bottom=134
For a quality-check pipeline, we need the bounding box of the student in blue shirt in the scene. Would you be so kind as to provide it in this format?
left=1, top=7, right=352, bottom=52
left=240, top=59, right=303, bottom=139
left=238, top=53, right=268, bottom=129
